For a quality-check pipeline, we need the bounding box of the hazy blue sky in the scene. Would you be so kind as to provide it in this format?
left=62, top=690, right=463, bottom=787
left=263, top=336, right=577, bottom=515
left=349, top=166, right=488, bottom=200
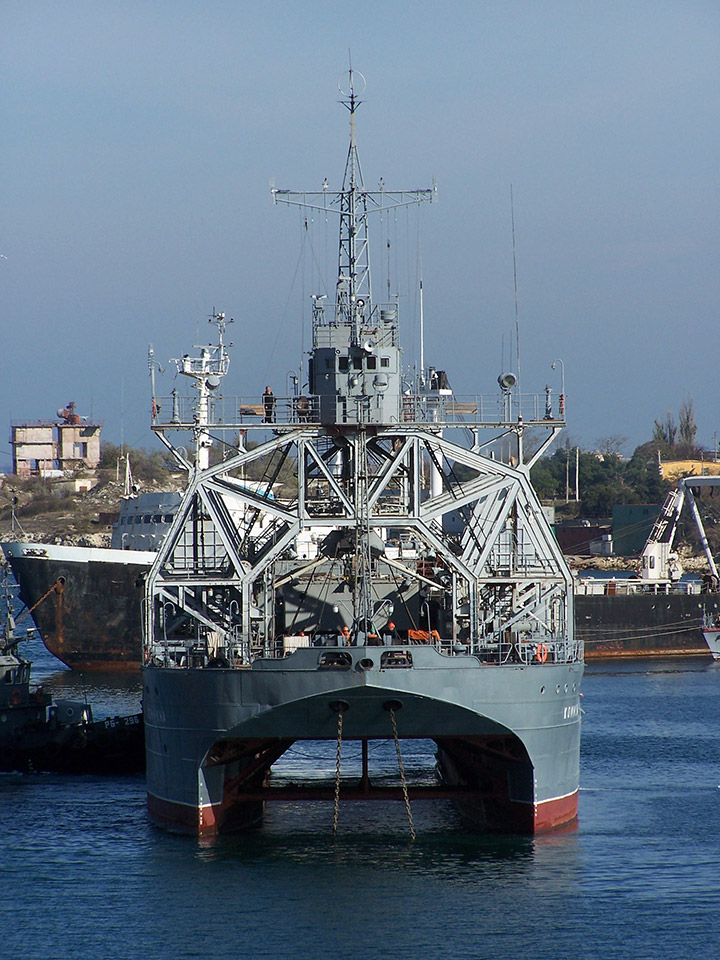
left=2, top=0, right=719, bottom=469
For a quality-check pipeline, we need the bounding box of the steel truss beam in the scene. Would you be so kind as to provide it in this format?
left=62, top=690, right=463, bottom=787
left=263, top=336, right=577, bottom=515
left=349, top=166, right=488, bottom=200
left=145, top=425, right=572, bottom=656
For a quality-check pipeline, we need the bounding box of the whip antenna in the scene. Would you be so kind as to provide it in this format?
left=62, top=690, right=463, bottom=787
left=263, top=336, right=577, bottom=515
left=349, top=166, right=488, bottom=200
left=510, top=185, right=521, bottom=400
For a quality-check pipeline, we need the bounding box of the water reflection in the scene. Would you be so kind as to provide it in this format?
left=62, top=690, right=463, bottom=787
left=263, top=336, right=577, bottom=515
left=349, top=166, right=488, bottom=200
left=191, top=804, right=583, bottom=895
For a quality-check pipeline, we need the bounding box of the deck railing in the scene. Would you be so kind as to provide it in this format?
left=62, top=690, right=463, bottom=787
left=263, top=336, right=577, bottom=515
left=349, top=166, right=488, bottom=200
left=150, top=392, right=565, bottom=432
left=145, top=629, right=581, bottom=669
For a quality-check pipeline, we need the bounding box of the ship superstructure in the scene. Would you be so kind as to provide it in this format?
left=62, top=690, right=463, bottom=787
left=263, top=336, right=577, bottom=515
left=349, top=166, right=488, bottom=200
left=141, top=73, right=583, bottom=836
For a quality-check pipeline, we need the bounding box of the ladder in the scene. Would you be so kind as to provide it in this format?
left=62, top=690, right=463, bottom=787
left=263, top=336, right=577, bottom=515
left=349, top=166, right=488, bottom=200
left=645, top=488, right=683, bottom=546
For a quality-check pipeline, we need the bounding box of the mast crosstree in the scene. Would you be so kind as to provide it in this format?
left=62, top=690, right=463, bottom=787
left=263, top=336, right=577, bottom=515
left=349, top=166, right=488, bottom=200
left=271, top=69, right=436, bottom=346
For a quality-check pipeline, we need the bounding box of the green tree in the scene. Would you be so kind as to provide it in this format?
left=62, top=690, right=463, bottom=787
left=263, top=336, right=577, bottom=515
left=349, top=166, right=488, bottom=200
left=652, top=411, right=677, bottom=447
left=529, top=452, right=564, bottom=499
left=531, top=439, right=672, bottom=521
left=678, top=396, right=698, bottom=449
left=623, top=443, right=669, bottom=503
left=580, top=482, right=623, bottom=517
left=99, top=443, right=176, bottom=484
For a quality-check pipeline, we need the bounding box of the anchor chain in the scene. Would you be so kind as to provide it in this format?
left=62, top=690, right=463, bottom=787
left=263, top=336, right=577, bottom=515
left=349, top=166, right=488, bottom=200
left=332, top=707, right=344, bottom=837
left=389, top=707, right=416, bottom=841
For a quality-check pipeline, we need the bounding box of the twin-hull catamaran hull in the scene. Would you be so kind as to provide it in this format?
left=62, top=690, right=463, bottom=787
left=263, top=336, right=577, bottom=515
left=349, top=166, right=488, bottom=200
left=143, top=647, right=582, bottom=836
left=141, top=74, right=584, bottom=840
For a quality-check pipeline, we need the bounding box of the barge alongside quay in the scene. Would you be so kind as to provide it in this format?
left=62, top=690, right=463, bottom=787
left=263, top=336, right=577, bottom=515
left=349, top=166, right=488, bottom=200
left=576, top=589, right=713, bottom=658
left=140, top=74, right=582, bottom=835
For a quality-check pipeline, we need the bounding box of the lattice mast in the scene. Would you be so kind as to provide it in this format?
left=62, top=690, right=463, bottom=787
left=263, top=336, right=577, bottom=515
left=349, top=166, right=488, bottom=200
left=271, top=69, right=435, bottom=350
left=270, top=71, right=436, bottom=635
left=336, top=71, right=371, bottom=343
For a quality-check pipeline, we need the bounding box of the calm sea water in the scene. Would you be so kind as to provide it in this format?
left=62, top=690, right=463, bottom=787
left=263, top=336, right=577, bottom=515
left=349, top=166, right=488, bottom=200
left=2, top=625, right=720, bottom=959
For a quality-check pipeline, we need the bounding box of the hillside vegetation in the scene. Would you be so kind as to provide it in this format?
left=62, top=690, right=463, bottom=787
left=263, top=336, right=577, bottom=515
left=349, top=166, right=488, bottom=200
left=0, top=444, right=182, bottom=546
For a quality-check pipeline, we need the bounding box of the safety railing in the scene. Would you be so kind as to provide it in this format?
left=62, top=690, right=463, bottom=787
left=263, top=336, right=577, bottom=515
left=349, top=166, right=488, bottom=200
left=150, top=391, right=566, bottom=432
left=145, top=630, right=581, bottom=669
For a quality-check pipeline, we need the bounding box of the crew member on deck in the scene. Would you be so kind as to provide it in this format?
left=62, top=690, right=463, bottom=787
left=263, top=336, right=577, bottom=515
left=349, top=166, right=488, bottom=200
left=263, top=386, right=275, bottom=423
left=296, top=394, right=310, bottom=422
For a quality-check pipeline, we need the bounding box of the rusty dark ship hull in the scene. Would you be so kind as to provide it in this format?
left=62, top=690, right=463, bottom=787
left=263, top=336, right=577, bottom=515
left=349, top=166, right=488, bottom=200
left=576, top=590, right=718, bottom=659
left=2, top=542, right=153, bottom=670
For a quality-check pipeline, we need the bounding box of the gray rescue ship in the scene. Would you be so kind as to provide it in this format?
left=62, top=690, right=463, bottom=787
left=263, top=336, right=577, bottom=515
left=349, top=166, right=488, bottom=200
left=142, top=74, right=583, bottom=836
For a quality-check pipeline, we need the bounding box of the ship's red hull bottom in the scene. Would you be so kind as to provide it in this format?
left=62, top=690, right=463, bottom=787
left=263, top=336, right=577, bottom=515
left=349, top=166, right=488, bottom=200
left=147, top=791, right=263, bottom=834
left=444, top=790, right=578, bottom=835
left=534, top=789, right=578, bottom=832
left=147, top=787, right=578, bottom=837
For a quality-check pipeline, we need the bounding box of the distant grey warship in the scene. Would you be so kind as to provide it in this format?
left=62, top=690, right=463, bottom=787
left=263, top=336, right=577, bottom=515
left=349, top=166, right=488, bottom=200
left=141, top=72, right=583, bottom=836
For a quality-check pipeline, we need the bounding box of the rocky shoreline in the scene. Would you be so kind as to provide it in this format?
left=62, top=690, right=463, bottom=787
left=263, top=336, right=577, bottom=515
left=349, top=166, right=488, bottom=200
left=0, top=475, right=180, bottom=550
left=568, top=553, right=711, bottom=574
left=1, top=534, right=712, bottom=576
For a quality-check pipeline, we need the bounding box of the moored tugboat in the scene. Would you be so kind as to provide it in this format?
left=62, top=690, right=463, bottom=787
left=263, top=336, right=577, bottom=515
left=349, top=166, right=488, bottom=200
left=0, top=572, right=144, bottom=774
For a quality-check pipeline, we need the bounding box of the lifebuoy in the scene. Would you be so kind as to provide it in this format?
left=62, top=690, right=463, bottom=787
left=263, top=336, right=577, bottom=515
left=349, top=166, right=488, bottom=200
left=536, top=643, right=548, bottom=664
left=10, top=690, right=22, bottom=707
